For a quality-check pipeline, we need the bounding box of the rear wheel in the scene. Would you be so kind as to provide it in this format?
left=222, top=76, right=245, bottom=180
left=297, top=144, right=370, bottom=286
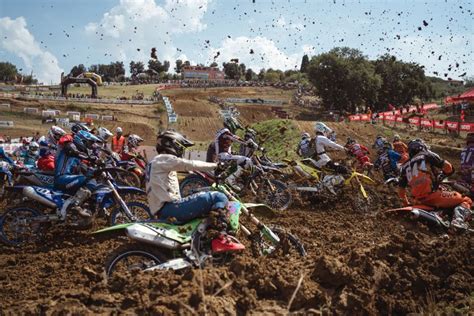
left=180, top=175, right=211, bottom=197
left=260, top=179, right=292, bottom=211
left=105, top=243, right=167, bottom=278
left=0, top=206, right=44, bottom=246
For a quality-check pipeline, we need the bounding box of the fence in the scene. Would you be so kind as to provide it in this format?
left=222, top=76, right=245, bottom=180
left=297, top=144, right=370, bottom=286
left=163, top=96, right=178, bottom=123
left=0, top=92, right=156, bottom=105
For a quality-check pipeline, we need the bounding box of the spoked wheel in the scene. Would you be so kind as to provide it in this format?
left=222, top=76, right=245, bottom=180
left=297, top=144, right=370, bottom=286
left=179, top=175, right=211, bottom=197
left=0, top=206, right=44, bottom=246
left=260, top=179, right=293, bottom=211
left=109, top=201, right=152, bottom=225
left=252, top=225, right=306, bottom=257
left=105, top=168, right=141, bottom=187
left=105, top=243, right=167, bottom=278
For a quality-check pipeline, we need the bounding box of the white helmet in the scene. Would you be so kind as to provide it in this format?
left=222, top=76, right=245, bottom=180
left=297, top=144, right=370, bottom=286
left=28, top=141, right=39, bottom=155
left=48, top=126, right=66, bottom=145
left=127, top=134, right=143, bottom=148
left=116, top=127, right=123, bottom=134
left=97, top=127, right=113, bottom=142
left=314, top=122, right=332, bottom=136
left=301, top=132, right=311, bottom=140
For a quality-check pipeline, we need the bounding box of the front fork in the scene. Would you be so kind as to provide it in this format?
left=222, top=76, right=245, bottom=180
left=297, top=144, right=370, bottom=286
left=106, top=179, right=137, bottom=221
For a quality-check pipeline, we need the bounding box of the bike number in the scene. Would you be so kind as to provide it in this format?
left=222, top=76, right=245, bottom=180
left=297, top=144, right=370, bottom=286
left=461, top=151, right=472, bottom=165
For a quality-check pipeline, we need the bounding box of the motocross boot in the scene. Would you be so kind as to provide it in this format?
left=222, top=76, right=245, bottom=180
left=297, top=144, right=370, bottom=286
left=211, top=233, right=245, bottom=253
left=59, top=187, right=92, bottom=219
left=225, top=166, right=244, bottom=191
left=450, top=205, right=470, bottom=231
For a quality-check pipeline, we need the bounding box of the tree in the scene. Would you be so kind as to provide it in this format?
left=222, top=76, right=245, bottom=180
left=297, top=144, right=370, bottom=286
left=0, top=62, right=18, bottom=82
left=222, top=62, right=241, bottom=80
left=69, top=64, right=86, bottom=77
left=175, top=59, right=183, bottom=73
left=264, top=69, right=283, bottom=83
left=373, top=54, right=432, bottom=109
left=258, top=68, right=266, bottom=81
left=239, top=63, right=246, bottom=78
left=307, top=47, right=381, bottom=112
left=148, top=59, right=170, bottom=74
left=209, top=61, right=218, bottom=67
left=245, top=68, right=255, bottom=81
left=300, top=54, right=310, bottom=73
left=130, top=61, right=145, bottom=77
left=463, top=76, right=474, bottom=88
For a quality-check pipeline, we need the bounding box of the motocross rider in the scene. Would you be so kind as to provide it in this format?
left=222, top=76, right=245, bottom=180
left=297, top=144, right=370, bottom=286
left=146, top=130, right=245, bottom=253
left=312, top=122, right=345, bottom=169
left=398, top=139, right=473, bottom=231
left=297, top=132, right=313, bottom=158
left=392, top=134, right=409, bottom=163
left=372, top=135, right=386, bottom=152
left=212, top=117, right=257, bottom=191
left=374, top=141, right=401, bottom=180
left=55, top=130, right=102, bottom=219
left=239, top=128, right=259, bottom=157
left=38, top=126, right=67, bottom=172
left=460, top=133, right=473, bottom=195
left=121, top=134, right=144, bottom=161
left=19, top=141, right=40, bottom=167
left=345, top=138, right=371, bottom=170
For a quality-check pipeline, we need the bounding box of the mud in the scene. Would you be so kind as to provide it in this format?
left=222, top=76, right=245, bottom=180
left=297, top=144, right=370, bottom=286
left=0, top=191, right=472, bottom=314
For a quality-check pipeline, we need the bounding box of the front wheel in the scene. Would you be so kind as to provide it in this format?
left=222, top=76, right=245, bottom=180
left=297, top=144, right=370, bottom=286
left=252, top=225, right=306, bottom=257
left=179, top=174, right=211, bottom=197
left=0, top=206, right=44, bottom=246
left=105, top=243, right=168, bottom=278
left=109, top=201, right=152, bottom=225
left=105, top=168, right=141, bottom=187
left=260, top=179, right=293, bottom=211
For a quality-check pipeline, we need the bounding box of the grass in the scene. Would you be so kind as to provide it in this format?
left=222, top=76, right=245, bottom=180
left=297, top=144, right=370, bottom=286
left=250, top=119, right=300, bottom=160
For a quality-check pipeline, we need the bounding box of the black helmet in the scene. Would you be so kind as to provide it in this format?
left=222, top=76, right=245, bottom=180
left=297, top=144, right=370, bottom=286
left=71, top=123, right=91, bottom=135
left=407, top=139, right=427, bottom=158
left=224, top=117, right=242, bottom=134
left=244, top=128, right=257, bottom=140
left=346, top=137, right=355, bottom=145
left=467, top=133, right=474, bottom=145
left=156, top=131, right=194, bottom=157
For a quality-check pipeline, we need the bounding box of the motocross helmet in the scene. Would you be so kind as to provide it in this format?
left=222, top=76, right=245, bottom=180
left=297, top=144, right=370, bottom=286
left=128, top=134, right=144, bottom=148
left=244, top=128, right=257, bottom=141
left=116, top=127, right=123, bottom=134
left=314, top=122, right=332, bottom=136
left=28, top=141, right=39, bottom=155
left=156, top=131, right=194, bottom=158
left=346, top=137, right=355, bottom=146
left=73, top=130, right=101, bottom=152
left=467, top=133, right=474, bottom=145
left=48, top=126, right=66, bottom=145
left=393, top=134, right=401, bottom=142
left=97, top=127, right=113, bottom=142
left=301, top=132, right=311, bottom=140
left=224, top=117, right=242, bottom=134
left=407, top=139, right=427, bottom=158
left=71, top=123, right=91, bottom=135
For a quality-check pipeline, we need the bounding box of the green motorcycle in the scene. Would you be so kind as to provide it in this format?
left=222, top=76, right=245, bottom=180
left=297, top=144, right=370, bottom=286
left=95, top=184, right=306, bottom=278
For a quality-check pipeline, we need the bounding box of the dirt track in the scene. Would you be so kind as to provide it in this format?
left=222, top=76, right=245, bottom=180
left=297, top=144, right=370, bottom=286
left=0, top=190, right=472, bottom=314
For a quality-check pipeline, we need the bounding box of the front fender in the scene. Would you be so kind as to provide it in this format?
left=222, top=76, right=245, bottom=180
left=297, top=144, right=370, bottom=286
left=115, top=186, right=147, bottom=195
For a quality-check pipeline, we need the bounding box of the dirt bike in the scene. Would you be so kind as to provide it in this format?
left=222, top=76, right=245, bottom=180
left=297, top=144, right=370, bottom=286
left=94, top=184, right=306, bottom=278
left=179, top=158, right=292, bottom=211
left=0, top=165, right=151, bottom=247
left=282, top=158, right=378, bottom=212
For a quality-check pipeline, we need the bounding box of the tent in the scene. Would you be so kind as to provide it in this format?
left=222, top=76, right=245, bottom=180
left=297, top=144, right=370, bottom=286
left=445, top=88, right=474, bottom=104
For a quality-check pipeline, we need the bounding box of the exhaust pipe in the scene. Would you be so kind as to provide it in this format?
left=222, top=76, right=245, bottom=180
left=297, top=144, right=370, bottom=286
left=411, top=209, right=443, bottom=227
left=23, top=186, right=56, bottom=208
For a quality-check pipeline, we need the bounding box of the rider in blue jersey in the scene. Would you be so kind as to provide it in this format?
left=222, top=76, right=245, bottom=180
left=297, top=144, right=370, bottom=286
left=55, top=130, right=101, bottom=219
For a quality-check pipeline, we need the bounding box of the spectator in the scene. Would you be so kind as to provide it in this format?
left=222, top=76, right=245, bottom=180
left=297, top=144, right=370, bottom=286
left=111, top=127, right=125, bottom=153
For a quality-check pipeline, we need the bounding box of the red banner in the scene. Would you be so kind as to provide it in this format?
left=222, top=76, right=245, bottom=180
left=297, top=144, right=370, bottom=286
left=360, top=114, right=370, bottom=121
left=408, top=117, right=420, bottom=125
left=349, top=115, right=360, bottom=121
left=434, top=121, right=446, bottom=129
left=446, top=121, right=459, bottom=131
left=396, top=116, right=403, bottom=123
left=383, top=114, right=396, bottom=121
left=420, top=119, right=433, bottom=127
left=460, top=123, right=474, bottom=132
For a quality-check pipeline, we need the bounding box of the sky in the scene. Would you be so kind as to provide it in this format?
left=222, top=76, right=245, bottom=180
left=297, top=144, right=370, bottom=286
left=0, top=0, right=472, bottom=84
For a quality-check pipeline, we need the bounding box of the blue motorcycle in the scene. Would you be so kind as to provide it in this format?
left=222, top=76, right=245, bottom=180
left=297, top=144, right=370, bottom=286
left=0, top=166, right=151, bottom=247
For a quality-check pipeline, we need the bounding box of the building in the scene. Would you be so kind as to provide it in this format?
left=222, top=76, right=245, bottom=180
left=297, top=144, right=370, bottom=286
left=181, top=66, right=225, bottom=80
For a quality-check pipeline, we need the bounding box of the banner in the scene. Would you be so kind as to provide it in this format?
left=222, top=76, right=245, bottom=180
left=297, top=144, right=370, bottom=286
left=396, top=116, right=403, bottom=123
left=359, top=114, right=370, bottom=121
left=446, top=121, right=459, bottom=131
left=408, top=117, right=420, bottom=126
left=420, top=119, right=433, bottom=127
left=460, top=123, right=474, bottom=132
left=383, top=114, right=396, bottom=121
left=434, top=121, right=446, bottom=129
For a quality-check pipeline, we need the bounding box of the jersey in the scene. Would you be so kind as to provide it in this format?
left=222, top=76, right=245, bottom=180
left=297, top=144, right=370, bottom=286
left=55, top=142, right=85, bottom=178
left=460, top=145, right=473, bottom=184
left=399, top=150, right=446, bottom=199
left=374, top=150, right=400, bottom=177
left=347, top=143, right=369, bottom=160
left=214, top=128, right=242, bottom=156
left=297, top=138, right=313, bottom=158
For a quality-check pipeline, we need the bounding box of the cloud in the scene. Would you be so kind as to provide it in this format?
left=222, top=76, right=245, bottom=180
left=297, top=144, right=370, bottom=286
left=84, top=0, right=211, bottom=72
left=0, top=17, right=63, bottom=84
left=208, top=36, right=303, bottom=71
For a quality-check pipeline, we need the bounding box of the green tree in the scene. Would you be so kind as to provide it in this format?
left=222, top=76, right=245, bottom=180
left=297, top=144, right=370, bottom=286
left=257, top=68, right=266, bottom=81
left=300, top=54, right=310, bottom=73
left=222, top=62, right=241, bottom=80
left=209, top=61, right=218, bottom=67
left=0, top=62, right=18, bottom=82
left=129, top=61, right=145, bottom=77
left=148, top=59, right=170, bottom=74
left=307, top=47, right=381, bottom=112
left=69, top=64, right=86, bottom=77
left=245, top=68, right=255, bottom=81
left=175, top=59, right=184, bottom=73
